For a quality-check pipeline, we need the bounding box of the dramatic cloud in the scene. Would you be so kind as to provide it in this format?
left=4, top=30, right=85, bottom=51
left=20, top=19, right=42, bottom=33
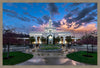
left=23, top=12, right=37, bottom=18
left=64, top=13, right=73, bottom=19
left=66, top=19, right=73, bottom=23
left=3, top=3, right=97, bottom=34
left=3, top=9, right=31, bottom=22
left=77, top=16, right=95, bottom=24
left=73, top=4, right=97, bottom=21
left=17, top=16, right=31, bottom=22
left=3, top=9, right=18, bottom=15
left=56, top=19, right=97, bottom=37
left=47, top=3, right=59, bottom=16
left=57, top=19, right=96, bottom=32
left=42, top=15, right=50, bottom=23
left=53, top=21, right=61, bottom=27
left=32, top=23, right=49, bottom=31
left=70, top=3, right=81, bottom=7
left=71, top=7, right=80, bottom=14
left=6, top=14, right=16, bottom=17
left=36, top=18, right=44, bottom=25
left=31, top=18, right=97, bottom=38
left=64, top=3, right=97, bottom=28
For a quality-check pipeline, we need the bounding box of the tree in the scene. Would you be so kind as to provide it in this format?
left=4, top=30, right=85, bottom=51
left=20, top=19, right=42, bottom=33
left=75, top=40, right=83, bottom=45
left=41, top=36, right=46, bottom=44
left=53, top=36, right=55, bottom=45
left=55, top=37, right=60, bottom=44
left=65, top=36, right=72, bottom=47
left=29, top=37, right=35, bottom=44
left=88, top=35, right=97, bottom=53
left=3, top=29, right=17, bottom=58
left=3, top=28, right=30, bottom=58
left=81, top=33, right=97, bottom=56
left=90, top=31, right=97, bottom=53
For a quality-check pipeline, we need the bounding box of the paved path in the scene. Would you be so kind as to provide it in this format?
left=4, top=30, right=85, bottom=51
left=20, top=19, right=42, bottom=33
left=15, top=46, right=92, bottom=65
left=16, top=57, right=87, bottom=65
left=16, top=50, right=88, bottom=65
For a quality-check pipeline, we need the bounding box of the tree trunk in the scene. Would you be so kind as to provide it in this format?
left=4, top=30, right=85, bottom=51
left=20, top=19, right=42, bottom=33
left=53, top=36, right=55, bottom=45
left=7, top=44, right=10, bottom=59
left=4, top=45, right=6, bottom=52
left=47, top=37, right=48, bottom=45
left=92, top=45, right=93, bottom=53
left=31, top=41, right=32, bottom=45
left=68, top=42, right=69, bottom=48
left=87, top=44, right=88, bottom=56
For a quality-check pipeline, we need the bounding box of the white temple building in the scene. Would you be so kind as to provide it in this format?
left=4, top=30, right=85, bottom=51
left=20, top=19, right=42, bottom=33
left=29, top=17, right=79, bottom=44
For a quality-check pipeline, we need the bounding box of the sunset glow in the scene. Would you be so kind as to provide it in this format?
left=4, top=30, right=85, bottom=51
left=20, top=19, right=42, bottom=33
left=3, top=3, right=97, bottom=37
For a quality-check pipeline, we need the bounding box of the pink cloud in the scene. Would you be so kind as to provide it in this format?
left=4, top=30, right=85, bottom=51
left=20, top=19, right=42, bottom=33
left=31, top=18, right=97, bottom=37
left=32, top=23, right=49, bottom=31
left=56, top=18, right=97, bottom=37
left=32, top=25, right=36, bottom=28
left=57, top=18, right=97, bottom=32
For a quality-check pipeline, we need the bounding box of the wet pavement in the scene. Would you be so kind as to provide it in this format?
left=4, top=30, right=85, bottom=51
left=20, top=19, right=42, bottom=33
left=15, top=46, right=96, bottom=65
left=16, top=50, right=88, bottom=65
left=3, top=45, right=96, bottom=65
left=16, top=57, right=87, bottom=65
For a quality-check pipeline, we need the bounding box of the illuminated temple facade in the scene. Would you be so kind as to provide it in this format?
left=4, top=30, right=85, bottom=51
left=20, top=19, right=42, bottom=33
left=29, top=18, right=78, bottom=44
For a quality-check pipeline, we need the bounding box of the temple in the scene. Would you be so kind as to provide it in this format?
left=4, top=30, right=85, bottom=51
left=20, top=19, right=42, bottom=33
left=29, top=17, right=78, bottom=44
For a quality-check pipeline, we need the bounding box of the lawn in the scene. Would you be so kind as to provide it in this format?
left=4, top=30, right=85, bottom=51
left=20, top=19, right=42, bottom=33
left=66, top=51, right=97, bottom=65
left=3, top=51, right=33, bottom=65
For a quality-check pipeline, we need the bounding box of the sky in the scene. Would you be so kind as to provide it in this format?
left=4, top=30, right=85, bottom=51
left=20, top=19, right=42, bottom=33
left=3, top=3, right=97, bottom=36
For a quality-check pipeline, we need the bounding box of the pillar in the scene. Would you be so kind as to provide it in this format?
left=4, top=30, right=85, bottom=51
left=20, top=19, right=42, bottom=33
left=39, top=37, right=41, bottom=44
left=60, top=37, right=61, bottom=44
left=63, top=36, right=65, bottom=44
left=74, top=38, right=76, bottom=42
left=35, top=36, right=37, bottom=44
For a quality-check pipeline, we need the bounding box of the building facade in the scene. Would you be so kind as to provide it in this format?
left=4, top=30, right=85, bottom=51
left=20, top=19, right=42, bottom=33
left=29, top=18, right=78, bottom=44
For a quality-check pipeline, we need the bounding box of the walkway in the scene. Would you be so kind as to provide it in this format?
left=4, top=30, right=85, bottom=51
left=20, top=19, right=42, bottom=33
left=16, top=49, right=88, bottom=65
left=16, top=57, right=87, bottom=65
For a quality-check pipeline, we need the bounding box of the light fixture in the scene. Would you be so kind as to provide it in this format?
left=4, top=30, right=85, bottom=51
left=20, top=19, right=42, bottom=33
left=59, top=41, right=61, bottom=44
left=33, top=42, right=36, bottom=44
left=65, top=41, right=67, bottom=44
left=49, top=36, right=52, bottom=39
left=39, top=41, right=42, bottom=44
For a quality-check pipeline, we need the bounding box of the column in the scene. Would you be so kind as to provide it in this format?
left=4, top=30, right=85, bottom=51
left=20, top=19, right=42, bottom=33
left=60, top=36, right=61, bottom=44
left=35, top=36, right=37, bottom=44
left=74, top=38, right=76, bottom=42
left=39, top=37, right=41, bottom=44
left=63, top=36, right=65, bottom=44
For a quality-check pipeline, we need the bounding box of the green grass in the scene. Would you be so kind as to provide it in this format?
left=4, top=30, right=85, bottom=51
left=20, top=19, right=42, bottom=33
left=67, top=51, right=97, bottom=65
left=3, top=51, right=33, bottom=65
